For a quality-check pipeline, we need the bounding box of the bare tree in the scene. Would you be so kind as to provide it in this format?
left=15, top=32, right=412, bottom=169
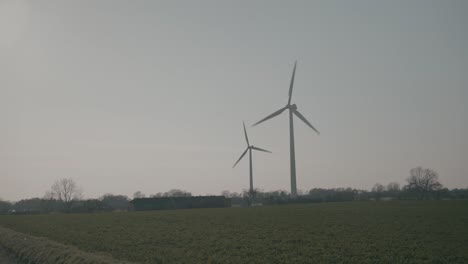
left=133, top=191, right=146, bottom=199
left=165, top=189, right=191, bottom=197
left=386, top=182, right=401, bottom=198
left=372, top=183, right=385, bottom=201
left=221, top=190, right=231, bottom=198
left=242, top=188, right=260, bottom=206
left=50, top=178, right=82, bottom=208
left=0, top=199, right=12, bottom=214
left=43, top=191, right=54, bottom=200
left=387, top=182, right=400, bottom=192
left=99, top=194, right=129, bottom=211
left=405, top=167, right=442, bottom=200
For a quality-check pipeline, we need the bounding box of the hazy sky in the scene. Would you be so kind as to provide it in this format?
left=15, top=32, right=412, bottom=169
left=1, top=0, right=467, bottom=201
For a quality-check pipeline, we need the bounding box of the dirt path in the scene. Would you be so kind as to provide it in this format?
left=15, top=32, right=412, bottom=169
left=0, top=247, right=18, bottom=264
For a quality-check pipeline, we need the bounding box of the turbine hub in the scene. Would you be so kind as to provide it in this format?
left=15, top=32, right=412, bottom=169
left=290, top=104, right=297, bottom=110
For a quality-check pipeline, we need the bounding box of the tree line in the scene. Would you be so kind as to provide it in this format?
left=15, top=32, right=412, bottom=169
left=233, top=167, right=467, bottom=205
left=1, top=166, right=467, bottom=214
left=0, top=178, right=194, bottom=214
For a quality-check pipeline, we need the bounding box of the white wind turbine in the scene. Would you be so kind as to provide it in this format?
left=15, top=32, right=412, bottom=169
left=253, top=61, right=319, bottom=197
left=233, top=122, right=271, bottom=199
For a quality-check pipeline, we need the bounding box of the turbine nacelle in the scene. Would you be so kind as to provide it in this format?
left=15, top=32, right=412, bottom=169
left=233, top=123, right=272, bottom=168
left=288, top=104, right=297, bottom=111
left=252, top=62, right=319, bottom=135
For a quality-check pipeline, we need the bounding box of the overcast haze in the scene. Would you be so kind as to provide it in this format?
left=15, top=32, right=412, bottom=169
left=1, top=0, right=467, bottom=201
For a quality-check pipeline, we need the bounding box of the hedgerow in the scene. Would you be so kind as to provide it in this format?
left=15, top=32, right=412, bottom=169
left=0, top=226, right=134, bottom=264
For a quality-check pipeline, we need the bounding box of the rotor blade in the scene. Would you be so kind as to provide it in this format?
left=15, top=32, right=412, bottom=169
left=288, top=61, right=297, bottom=105
left=252, top=106, right=287, bottom=127
left=232, top=147, right=249, bottom=168
left=243, top=121, right=249, bottom=146
left=251, top=146, right=272, bottom=153
left=293, top=109, right=320, bottom=135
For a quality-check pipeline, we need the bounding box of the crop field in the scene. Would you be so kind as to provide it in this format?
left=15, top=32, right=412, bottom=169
left=0, top=201, right=467, bottom=264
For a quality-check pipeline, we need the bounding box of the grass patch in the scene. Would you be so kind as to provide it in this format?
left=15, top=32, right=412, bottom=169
left=1, top=201, right=467, bottom=263
left=0, top=225, right=134, bottom=264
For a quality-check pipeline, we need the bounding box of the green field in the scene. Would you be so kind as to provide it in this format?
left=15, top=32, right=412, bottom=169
left=0, top=201, right=467, bottom=264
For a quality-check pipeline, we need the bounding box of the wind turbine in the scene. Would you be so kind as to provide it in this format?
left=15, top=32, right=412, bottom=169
left=253, top=61, right=319, bottom=197
left=233, top=122, right=271, bottom=201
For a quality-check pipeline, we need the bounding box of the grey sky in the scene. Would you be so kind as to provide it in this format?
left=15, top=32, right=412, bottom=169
left=1, top=0, right=467, bottom=201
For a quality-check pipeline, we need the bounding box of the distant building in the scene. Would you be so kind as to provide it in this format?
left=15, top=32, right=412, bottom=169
left=131, top=196, right=231, bottom=211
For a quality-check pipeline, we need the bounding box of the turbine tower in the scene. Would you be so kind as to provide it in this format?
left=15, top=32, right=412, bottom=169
left=253, top=61, right=319, bottom=197
left=233, top=122, right=271, bottom=200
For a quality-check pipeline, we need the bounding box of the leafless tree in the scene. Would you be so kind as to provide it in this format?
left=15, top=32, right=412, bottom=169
left=221, top=190, right=231, bottom=198
left=242, top=188, right=260, bottom=206
left=50, top=178, right=82, bottom=207
left=150, top=192, right=164, bottom=198
left=133, top=191, right=146, bottom=199
left=372, top=183, right=385, bottom=201
left=43, top=191, right=54, bottom=200
left=0, top=199, right=12, bottom=214
left=99, top=194, right=129, bottom=211
left=386, top=182, right=401, bottom=198
left=406, top=167, right=442, bottom=200
left=387, top=182, right=400, bottom=192
left=165, top=189, right=192, bottom=197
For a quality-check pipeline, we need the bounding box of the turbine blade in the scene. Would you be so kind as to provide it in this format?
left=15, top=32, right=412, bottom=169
left=251, top=146, right=272, bottom=153
left=288, top=61, right=297, bottom=105
left=293, top=109, right=320, bottom=135
left=243, top=121, right=249, bottom=146
left=233, top=147, right=249, bottom=168
left=252, top=106, right=287, bottom=127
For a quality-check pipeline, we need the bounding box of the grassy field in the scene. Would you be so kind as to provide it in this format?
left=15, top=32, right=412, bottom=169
left=0, top=201, right=467, bottom=264
left=0, top=247, right=17, bottom=264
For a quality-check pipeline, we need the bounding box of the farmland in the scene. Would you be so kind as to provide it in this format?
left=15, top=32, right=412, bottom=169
left=0, top=201, right=467, bottom=264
